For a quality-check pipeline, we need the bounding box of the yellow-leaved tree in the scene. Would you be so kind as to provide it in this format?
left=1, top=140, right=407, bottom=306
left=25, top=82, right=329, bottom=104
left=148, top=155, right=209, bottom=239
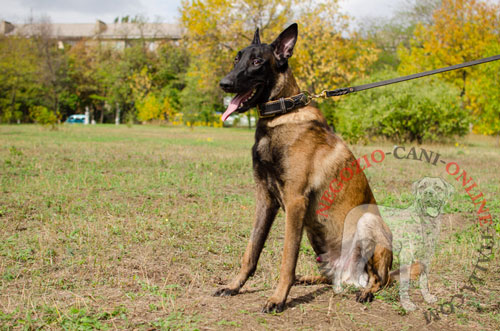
left=398, top=0, right=500, bottom=135
left=180, top=0, right=292, bottom=117
left=469, top=43, right=500, bottom=139
left=130, top=66, right=152, bottom=106
left=291, top=0, right=379, bottom=93
left=179, top=0, right=378, bottom=122
left=137, top=93, right=175, bottom=123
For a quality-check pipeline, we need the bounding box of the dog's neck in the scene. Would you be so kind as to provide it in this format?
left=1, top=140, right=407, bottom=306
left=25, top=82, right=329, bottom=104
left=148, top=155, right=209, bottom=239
left=268, top=68, right=301, bottom=101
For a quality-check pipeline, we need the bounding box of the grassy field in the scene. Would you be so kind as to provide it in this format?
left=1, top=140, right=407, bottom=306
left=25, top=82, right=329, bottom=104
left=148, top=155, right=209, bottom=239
left=0, top=124, right=499, bottom=330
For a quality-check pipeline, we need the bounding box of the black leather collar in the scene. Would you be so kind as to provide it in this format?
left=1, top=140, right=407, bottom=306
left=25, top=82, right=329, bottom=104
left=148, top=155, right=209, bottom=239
left=257, top=93, right=310, bottom=118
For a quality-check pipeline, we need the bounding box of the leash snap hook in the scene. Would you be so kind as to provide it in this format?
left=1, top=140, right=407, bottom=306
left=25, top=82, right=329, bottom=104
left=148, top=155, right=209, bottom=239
left=303, top=90, right=327, bottom=104
left=316, top=90, right=328, bottom=99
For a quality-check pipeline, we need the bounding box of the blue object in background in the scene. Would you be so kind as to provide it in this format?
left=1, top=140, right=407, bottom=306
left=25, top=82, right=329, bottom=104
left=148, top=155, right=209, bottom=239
left=65, top=114, right=86, bottom=124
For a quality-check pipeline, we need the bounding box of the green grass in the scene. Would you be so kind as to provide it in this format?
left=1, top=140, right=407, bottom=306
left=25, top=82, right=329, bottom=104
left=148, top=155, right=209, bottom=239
left=0, top=124, right=498, bottom=330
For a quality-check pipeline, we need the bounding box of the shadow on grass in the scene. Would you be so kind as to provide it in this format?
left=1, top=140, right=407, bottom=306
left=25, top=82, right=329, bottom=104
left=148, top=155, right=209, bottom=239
left=287, top=286, right=332, bottom=309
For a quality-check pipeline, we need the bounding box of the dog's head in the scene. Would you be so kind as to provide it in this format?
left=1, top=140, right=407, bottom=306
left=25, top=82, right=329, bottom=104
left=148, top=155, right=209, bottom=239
left=219, top=23, right=298, bottom=121
left=412, top=177, right=455, bottom=218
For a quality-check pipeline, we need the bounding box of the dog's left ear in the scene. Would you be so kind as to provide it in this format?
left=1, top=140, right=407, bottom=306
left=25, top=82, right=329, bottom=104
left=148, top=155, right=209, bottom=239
left=252, top=28, right=261, bottom=45
left=440, top=178, right=455, bottom=197
left=412, top=179, right=421, bottom=195
left=271, top=23, right=298, bottom=67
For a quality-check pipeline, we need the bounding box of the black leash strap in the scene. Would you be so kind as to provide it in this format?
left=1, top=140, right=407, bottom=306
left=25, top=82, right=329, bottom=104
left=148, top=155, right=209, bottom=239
left=325, top=54, right=500, bottom=97
left=258, top=54, right=500, bottom=118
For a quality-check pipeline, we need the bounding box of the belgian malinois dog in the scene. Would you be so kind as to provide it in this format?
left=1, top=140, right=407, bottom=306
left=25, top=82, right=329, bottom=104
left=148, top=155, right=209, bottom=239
left=214, top=23, right=396, bottom=313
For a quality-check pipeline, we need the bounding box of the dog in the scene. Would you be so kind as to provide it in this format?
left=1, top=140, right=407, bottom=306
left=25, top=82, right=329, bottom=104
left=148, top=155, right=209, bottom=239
left=214, top=23, right=395, bottom=313
left=380, top=177, right=455, bottom=311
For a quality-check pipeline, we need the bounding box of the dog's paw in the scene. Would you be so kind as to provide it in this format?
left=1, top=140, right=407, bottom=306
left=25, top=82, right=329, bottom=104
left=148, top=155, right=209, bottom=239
left=213, top=287, right=239, bottom=297
left=261, top=299, right=285, bottom=314
left=423, top=293, right=437, bottom=304
left=355, top=291, right=374, bottom=303
left=401, top=300, right=417, bottom=312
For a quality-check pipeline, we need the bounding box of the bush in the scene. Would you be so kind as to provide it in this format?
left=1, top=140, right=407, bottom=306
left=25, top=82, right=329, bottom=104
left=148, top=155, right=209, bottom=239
left=136, top=93, right=176, bottom=123
left=322, top=70, right=470, bottom=144
left=29, top=106, right=59, bottom=128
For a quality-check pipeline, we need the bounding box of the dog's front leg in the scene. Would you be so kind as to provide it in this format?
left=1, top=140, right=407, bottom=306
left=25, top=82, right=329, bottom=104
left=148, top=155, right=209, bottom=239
left=419, top=263, right=437, bottom=303
left=262, top=196, right=306, bottom=313
left=399, top=264, right=417, bottom=311
left=214, top=186, right=279, bottom=297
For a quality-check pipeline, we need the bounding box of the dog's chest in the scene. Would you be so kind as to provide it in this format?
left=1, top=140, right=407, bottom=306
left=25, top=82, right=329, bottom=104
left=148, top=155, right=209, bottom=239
left=254, top=135, right=273, bottom=162
left=252, top=130, right=289, bottom=202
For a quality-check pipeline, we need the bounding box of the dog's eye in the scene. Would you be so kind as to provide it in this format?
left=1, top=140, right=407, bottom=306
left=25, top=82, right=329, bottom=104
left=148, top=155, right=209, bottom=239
left=253, top=58, right=263, bottom=66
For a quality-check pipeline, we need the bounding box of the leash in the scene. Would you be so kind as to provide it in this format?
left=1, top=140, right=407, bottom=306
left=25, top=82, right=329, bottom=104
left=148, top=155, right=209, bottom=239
left=258, top=54, right=500, bottom=118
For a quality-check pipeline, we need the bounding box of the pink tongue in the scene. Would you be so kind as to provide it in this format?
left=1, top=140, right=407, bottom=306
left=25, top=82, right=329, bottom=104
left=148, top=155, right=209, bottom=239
left=221, top=90, right=253, bottom=121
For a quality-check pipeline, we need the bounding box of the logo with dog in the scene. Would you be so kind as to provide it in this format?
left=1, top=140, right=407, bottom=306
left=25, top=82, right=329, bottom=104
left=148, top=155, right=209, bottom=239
left=327, top=176, right=454, bottom=312
left=319, top=146, right=495, bottom=321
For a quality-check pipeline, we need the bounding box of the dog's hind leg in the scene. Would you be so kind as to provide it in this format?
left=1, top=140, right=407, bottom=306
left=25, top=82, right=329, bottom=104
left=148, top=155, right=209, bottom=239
left=355, top=244, right=392, bottom=303
left=214, top=185, right=279, bottom=297
left=351, top=212, right=393, bottom=302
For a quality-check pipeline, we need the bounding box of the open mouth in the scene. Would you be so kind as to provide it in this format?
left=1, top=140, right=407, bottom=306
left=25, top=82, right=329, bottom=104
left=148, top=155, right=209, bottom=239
left=420, top=197, right=442, bottom=217
left=221, top=86, right=261, bottom=121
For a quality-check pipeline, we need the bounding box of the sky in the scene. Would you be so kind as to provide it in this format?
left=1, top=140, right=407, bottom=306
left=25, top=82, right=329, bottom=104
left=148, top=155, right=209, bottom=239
left=0, top=0, right=403, bottom=24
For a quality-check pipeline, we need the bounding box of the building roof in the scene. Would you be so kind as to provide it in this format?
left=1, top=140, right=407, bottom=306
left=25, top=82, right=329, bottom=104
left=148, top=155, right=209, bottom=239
left=0, top=20, right=182, bottom=40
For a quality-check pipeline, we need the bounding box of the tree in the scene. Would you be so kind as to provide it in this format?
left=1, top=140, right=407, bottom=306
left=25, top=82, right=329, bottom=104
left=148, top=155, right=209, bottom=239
left=67, top=41, right=100, bottom=116
left=468, top=42, right=500, bottom=140
left=357, top=0, right=442, bottom=71
left=398, top=0, right=499, bottom=98
left=290, top=0, right=378, bottom=93
left=30, top=16, right=71, bottom=120
left=154, top=41, right=190, bottom=114
left=179, top=0, right=293, bottom=121
left=136, top=93, right=172, bottom=122
left=180, top=0, right=378, bottom=123
left=0, top=37, right=40, bottom=123
left=398, top=0, right=500, bottom=137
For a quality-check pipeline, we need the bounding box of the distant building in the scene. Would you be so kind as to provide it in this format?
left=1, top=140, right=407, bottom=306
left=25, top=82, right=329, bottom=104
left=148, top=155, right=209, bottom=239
left=0, top=20, right=182, bottom=50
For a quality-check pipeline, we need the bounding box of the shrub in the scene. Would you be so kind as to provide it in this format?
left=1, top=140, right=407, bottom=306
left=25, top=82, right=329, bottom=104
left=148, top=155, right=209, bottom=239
left=29, top=106, right=59, bottom=128
left=322, top=70, right=470, bottom=144
left=136, top=93, right=175, bottom=123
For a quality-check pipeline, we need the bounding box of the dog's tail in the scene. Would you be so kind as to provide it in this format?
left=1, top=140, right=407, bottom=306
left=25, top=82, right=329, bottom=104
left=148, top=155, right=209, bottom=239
left=388, top=261, right=424, bottom=283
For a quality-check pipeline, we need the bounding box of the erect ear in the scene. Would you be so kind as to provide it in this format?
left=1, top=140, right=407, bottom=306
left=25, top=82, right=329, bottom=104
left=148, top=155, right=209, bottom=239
left=270, top=23, right=298, bottom=67
left=252, top=28, right=261, bottom=45
left=439, top=177, right=455, bottom=197
left=412, top=178, right=422, bottom=195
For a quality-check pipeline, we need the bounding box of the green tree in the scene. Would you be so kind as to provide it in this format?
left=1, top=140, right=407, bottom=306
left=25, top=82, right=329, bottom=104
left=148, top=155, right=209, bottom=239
left=0, top=37, right=40, bottom=123
left=67, top=41, right=100, bottom=117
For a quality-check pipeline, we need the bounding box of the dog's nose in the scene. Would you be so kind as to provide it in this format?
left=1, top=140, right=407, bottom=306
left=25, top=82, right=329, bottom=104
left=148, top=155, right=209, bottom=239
left=219, top=77, right=234, bottom=91
left=424, top=189, right=435, bottom=197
